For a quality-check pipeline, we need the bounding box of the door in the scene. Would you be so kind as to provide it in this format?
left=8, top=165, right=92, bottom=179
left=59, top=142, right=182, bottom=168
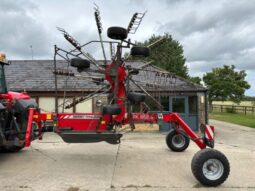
left=170, top=96, right=198, bottom=131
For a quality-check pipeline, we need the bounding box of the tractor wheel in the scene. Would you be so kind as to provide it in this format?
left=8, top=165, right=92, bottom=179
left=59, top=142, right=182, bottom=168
left=1, top=111, right=28, bottom=153
left=166, top=129, right=190, bottom=152
left=191, top=148, right=230, bottom=186
left=70, top=58, right=90, bottom=69
left=107, top=27, right=128, bottom=40
left=102, top=104, right=121, bottom=115
left=130, top=46, right=150, bottom=57
left=1, top=145, right=24, bottom=153
left=127, top=92, right=146, bottom=104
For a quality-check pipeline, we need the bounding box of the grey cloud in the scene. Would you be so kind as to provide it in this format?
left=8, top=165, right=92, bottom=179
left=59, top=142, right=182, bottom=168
left=162, top=0, right=255, bottom=36
left=0, top=0, right=37, bottom=13
left=156, top=0, right=255, bottom=81
left=0, top=0, right=52, bottom=59
left=0, top=0, right=254, bottom=95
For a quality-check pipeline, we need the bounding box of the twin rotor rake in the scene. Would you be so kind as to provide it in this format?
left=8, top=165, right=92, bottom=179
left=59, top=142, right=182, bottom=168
left=41, top=5, right=230, bottom=187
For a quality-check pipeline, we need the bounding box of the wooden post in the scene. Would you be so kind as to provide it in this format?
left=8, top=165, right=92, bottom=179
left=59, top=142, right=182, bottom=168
left=245, top=106, right=247, bottom=115
left=221, top=105, right=223, bottom=112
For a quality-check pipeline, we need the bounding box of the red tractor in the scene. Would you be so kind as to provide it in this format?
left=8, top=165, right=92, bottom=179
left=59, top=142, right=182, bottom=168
left=0, top=7, right=230, bottom=187
left=0, top=54, right=40, bottom=152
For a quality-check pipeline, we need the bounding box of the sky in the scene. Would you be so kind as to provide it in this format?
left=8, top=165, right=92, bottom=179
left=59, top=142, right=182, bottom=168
left=0, top=0, right=255, bottom=96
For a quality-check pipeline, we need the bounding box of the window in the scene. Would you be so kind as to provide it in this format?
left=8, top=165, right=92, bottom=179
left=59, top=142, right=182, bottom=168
left=160, top=96, right=169, bottom=111
left=189, top=96, right=197, bottom=114
left=172, top=98, right=185, bottom=113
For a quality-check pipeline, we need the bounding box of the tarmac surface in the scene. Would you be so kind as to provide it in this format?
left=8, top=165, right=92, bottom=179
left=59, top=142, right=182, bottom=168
left=0, top=120, right=255, bottom=191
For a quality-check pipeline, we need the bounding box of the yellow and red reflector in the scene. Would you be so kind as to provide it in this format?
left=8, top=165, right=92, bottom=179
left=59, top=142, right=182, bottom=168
left=0, top=53, right=6, bottom=62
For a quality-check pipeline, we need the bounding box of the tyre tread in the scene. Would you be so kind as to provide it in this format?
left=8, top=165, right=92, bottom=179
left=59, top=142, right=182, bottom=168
left=166, top=129, right=190, bottom=152
left=191, top=148, right=230, bottom=186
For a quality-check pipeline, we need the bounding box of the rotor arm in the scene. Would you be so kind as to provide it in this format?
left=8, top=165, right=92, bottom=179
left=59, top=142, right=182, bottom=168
left=94, top=4, right=107, bottom=64
left=127, top=11, right=147, bottom=34
left=53, top=70, right=105, bottom=84
left=64, top=86, right=110, bottom=109
left=130, top=78, right=164, bottom=110
left=147, top=37, right=167, bottom=48
left=57, top=27, right=104, bottom=71
left=57, top=27, right=82, bottom=51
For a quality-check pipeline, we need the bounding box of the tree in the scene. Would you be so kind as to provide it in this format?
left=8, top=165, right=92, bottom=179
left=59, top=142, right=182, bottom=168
left=130, top=33, right=189, bottom=78
left=203, top=65, right=250, bottom=104
left=189, top=76, right=202, bottom=85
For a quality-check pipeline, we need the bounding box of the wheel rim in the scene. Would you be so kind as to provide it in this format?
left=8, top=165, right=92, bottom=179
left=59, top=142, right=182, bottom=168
left=171, top=134, right=185, bottom=148
left=202, top=159, right=224, bottom=180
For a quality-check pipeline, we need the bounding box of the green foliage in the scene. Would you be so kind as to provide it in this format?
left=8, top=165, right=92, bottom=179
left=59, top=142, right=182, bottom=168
left=242, top=96, right=255, bottom=101
left=203, top=65, right=250, bottom=104
left=129, top=33, right=189, bottom=78
left=188, top=76, right=202, bottom=85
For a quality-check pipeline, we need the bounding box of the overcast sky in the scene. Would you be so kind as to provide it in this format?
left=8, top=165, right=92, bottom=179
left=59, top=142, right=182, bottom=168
left=0, top=0, right=255, bottom=96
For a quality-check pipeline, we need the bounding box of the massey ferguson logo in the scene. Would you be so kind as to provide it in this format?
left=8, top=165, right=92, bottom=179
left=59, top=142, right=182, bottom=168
left=60, top=115, right=100, bottom=119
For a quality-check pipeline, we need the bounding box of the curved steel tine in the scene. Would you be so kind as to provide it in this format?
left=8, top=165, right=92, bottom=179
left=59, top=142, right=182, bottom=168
left=56, top=27, right=66, bottom=33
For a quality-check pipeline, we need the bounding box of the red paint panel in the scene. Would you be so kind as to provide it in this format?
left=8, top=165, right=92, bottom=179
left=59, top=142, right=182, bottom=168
left=57, top=113, right=107, bottom=131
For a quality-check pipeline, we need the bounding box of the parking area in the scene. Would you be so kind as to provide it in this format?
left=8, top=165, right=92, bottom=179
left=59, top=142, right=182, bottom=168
left=0, top=120, right=255, bottom=191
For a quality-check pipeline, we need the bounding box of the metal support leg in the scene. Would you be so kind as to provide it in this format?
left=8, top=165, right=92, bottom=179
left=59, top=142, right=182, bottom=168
left=163, top=113, right=206, bottom=149
left=25, top=108, right=35, bottom=147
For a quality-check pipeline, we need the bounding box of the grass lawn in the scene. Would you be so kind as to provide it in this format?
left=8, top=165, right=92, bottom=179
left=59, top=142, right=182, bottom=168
left=209, top=112, right=255, bottom=128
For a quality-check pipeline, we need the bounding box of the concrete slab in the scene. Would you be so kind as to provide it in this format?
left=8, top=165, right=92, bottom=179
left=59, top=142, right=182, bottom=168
left=110, top=133, right=255, bottom=191
left=0, top=133, right=119, bottom=191
left=0, top=120, right=254, bottom=191
left=210, top=119, right=255, bottom=151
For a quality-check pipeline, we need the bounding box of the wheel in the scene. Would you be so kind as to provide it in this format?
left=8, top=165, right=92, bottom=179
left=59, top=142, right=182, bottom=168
left=166, top=129, right=190, bottom=152
left=102, top=104, right=121, bottom=115
left=127, top=92, right=146, bottom=104
left=0, top=108, right=28, bottom=153
left=70, top=58, right=90, bottom=71
left=0, top=145, right=24, bottom=153
left=191, top=148, right=230, bottom=186
left=130, top=46, right=150, bottom=57
left=107, top=27, right=127, bottom=40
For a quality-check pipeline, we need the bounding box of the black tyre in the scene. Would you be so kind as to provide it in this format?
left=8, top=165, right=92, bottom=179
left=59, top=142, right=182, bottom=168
left=102, top=104, right=121, bottom=115
left=166, top=129, right=190, bottom=152
left=127, top=92, right=146, bottom=104
left=70, top=58, right=90, bottom=70
left=130, top=46, right=150, bottom=57
left=191, top=148, right=230, bottom=187
left=1, top=145, right=24, bottom=153
left=107, top=27, right=127, bottom=40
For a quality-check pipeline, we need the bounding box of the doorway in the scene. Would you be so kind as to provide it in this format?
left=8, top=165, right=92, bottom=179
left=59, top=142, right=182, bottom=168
left=169, top=96, right=198, bottom=131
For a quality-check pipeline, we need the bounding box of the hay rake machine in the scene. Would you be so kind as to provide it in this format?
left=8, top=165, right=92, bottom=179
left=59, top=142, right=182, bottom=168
left=0, top=6, right=229, bottom=187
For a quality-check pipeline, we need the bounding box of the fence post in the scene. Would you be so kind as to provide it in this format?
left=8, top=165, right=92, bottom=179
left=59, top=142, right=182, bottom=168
left=212, top=104, right=255, bottom=114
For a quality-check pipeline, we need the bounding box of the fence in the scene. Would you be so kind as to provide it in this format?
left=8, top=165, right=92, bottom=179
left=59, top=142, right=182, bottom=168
left=210, top=104, right=255, bottom=115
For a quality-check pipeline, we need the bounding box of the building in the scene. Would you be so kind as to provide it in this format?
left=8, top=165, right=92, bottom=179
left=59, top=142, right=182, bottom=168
left=5, top=60, right=208, bottom=131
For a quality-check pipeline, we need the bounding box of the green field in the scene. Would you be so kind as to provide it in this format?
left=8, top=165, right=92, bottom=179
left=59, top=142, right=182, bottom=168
left=209, top=112, right=255, bottom=128
left=212, top=101, right=255, bottom=106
